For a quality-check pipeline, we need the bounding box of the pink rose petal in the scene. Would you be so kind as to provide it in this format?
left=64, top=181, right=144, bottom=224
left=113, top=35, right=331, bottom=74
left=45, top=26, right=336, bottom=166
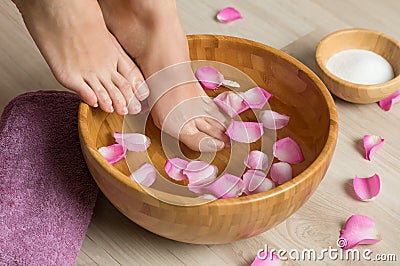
left=363, top=135, right=384, bottom=161
left=270, top=162, right=293, bottom=185
left=244, top=150, right=269, bottom=170
left=114, top=132, right=151, bottom=152
left=98, top=143, right=126, bottom=165
left=221, top=79, right=240, bottom=88
left=244, top=170, right=265, bottom=192
left=195, top=66, right=224, bottom=90
left=242, top=87, right=272, bottom=109
left=197, top=194, right=217, bottom=200
left=252, top=251, right=283, bottom=266
left=243, top=170, right=275, bottom=195
left=225, top=120, right=264, bottom=143
left=214, top=91, right=249, bottom=117
left=164, top=157, right=189, bottom=181
left=339, top=214, right=381, bottom=250
left=130, top=162, right=157, bottom=187
left=197, top=173, right=245, bottom=199
left=184, top=161, right=218, bottom=192
left=353, top=174, right=380, bottom=201
left=378, top=89, right=400, bottom=111
left=259, top=110, right=290, bottom=130
left=273, top=137, right=304, bottom=164
left=216, top=7, right=243, bottom=23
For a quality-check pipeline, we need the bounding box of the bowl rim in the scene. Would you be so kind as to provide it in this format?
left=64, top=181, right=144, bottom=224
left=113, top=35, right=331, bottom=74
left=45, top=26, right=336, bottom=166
left=79, top=34, right=338, bottom=207
left=315, top=27, right=400, bottom=92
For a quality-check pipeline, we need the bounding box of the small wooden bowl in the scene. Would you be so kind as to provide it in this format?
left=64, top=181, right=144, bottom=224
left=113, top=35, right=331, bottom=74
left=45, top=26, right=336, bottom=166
left=316, top=28, right=400, bottom=104
left=78, top=35, right=338, bottom=244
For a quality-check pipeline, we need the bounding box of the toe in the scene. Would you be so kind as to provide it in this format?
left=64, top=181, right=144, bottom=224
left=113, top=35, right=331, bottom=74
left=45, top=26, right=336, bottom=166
left=127, top=95, right=142, bottom=114
left=117, top=54, right=149, bottom=101
left=100, top=76, right=128, bottom=115
left=84, top=75, right=113, bottom=113
left=76, top=83, right=98, bottom=107
left=179, top=121, right=225, bottom=152
left=196, top=118, right=231, bottom=146
left=112, top=71, right=135, bottom=105
left=67, top=77, right=98, bottom=107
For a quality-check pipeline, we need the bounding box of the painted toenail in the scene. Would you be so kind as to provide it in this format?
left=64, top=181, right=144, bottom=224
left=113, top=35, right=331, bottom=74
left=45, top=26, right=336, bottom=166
left=137, top=83, right=149, bottom=101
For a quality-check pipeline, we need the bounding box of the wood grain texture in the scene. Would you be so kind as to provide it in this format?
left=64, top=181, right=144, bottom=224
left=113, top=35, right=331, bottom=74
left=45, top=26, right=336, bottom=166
left=78, top=35, right=338, bottom=244
left=316, top=28, right=400, bottom=103
left=0, top=0, right=399, bottom=265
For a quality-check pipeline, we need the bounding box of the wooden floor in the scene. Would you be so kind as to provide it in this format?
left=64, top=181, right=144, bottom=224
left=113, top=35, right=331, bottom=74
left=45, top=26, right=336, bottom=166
left=1, top=1, right=399, bottom=265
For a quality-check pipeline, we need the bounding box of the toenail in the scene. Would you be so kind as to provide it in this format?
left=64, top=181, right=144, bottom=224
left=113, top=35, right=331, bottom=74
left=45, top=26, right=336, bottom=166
left=199, top=138, right=224, bottom=152
left=122, top=107, right=128, bottom=115
left=133, top=104, right=141, bottom=112
left=137, top=86, right=149, bottom=100
left=93, top=103, right=98, bottom=108
left=128, top=102, right=142, bottom=114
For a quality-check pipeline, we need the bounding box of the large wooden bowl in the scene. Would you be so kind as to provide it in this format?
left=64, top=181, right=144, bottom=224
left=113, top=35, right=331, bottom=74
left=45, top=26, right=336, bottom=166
left=315, top=28, right=400, bottom=104
left=78, top=35, right=338, bottom=244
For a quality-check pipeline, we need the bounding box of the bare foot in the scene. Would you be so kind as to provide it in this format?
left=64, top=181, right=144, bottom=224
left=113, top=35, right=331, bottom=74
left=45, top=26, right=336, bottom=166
left=13, top=0, right=149, bottom=115
left=99, top=0, right=230, bottom=151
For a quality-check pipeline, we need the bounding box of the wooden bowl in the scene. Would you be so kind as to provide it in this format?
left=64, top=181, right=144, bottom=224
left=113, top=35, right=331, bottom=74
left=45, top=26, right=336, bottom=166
left=316, top=28, right=400, bottom=104
left=78, top=35, right=338, bottom=244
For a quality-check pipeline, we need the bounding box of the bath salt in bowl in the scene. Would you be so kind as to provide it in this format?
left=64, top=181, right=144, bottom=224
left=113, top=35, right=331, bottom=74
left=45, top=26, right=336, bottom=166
left=79, top=35, right=338, bottom=244
left=316, top=28, right=400, bottom=104
left=326, top=49, right=394, bottom=85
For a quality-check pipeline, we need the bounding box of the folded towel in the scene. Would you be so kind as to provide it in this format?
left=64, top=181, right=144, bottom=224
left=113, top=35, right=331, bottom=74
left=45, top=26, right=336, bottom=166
left=0, top=91, right=99, bottom=266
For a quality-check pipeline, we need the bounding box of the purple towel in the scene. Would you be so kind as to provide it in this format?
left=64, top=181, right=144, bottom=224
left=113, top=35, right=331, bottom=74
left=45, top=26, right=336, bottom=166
left=0, top=91, right=99, bottom=266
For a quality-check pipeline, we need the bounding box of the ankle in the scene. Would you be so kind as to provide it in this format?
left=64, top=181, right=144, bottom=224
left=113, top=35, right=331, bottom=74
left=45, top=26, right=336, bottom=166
left=129, top=0, right=178, bottom=23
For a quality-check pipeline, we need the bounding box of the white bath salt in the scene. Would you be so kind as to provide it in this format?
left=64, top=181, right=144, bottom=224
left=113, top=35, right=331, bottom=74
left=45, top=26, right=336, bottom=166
left=326, top=49, right=394, bottom=85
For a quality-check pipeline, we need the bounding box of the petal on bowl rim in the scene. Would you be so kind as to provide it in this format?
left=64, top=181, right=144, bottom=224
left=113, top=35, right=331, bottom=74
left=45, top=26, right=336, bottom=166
left=195, top=66, right=224, bottom=90
left=243, top=170, right=267, bottom=192
left=353, top=174, right=380, bottom=201
left=225, top=120, right=264, bottom=143
left=378, top=89, right=400, bottom=111
left=214, top=91, right=249, bottom=117
left=363, top=134, right=384, bottom=161
left=196, top=194, right=217, bottom=200
left=164, top=157, right=189, bottom=181
left=253, top=178, right=275, bottom=194
left=114, top=131, right=151, bottom=152
left=273, top=137, right=304, bottom=164
left=184, top=161, right=218, bottom=191
left=242, top=87, right=273, bottom=109
left=201, top=173, right=245, bottom=199
left=216, top=7, right=243, bottom=23
left=270, top=162, right=293, bottom=185
left=244, top=150, right=269, bottom=171
left=130, top=162, right=157, bottom=187
left=98, top=143, right=126, bottom=165
left=339, top=214, right=381, bottom=250
left=259, top=110, right=290, bottom=130
left=242, top=170, right=274, bottom=195
left=252, top=251, right=283, bottom=266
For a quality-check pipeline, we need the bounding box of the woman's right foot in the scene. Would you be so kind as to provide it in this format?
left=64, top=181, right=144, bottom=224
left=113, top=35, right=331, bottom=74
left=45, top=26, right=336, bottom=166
left=99, top=0, right=230, bottom=152
left=13, top=0, right=149, bottom=115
